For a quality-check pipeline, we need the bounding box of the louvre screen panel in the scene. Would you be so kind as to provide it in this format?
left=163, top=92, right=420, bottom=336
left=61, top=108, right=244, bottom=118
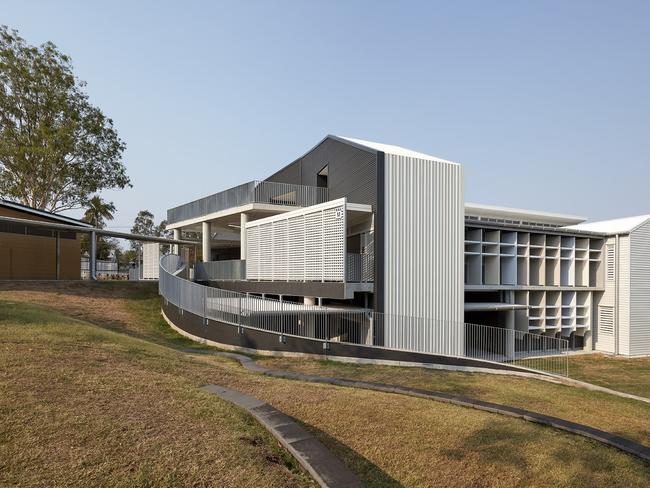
left=323, top=207, right=345, bottom=281
left=288, top=216, right=305, bottom=281
left=246, top=199, right=347, bottom=282
left=600, top=306, right=615, bottom=335
left=259, top=225, right=273, bottom=280
left=247, top=226, right=260, bottom=279
left=272, top=219, right=288, bottom=281
left=606, top=244, right=616, bottom=281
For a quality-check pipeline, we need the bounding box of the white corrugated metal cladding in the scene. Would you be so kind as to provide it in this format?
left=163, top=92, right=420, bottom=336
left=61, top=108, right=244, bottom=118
left=383, top=150, right=464, bottom=352
left=630, top=219, right=650, bottom=355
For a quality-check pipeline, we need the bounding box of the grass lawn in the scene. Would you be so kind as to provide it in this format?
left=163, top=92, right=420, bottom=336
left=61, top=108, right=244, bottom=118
left=257, top=356, right=650, bottom=447
left=0, top=301, right=311, bottom=487
left=1, top=282, right=650, bottom=487
left=568, top=353, right=650, bottom=398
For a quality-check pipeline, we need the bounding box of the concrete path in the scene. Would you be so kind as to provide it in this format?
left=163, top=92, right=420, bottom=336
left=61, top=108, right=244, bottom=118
left=191, top=350, right=650, bottom=463
left=201, top=384, right=363, bottom=488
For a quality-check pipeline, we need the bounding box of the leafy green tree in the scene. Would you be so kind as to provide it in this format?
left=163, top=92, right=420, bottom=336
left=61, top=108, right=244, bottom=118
left=0, top=26, right=130, bottom=212
left=131, top=209, right=156, bottom=236
left=80, top=195, right=117, bottom=259
left=130, top=210, right=171, bottom=252
left=116, top=248, right=137, bottom=271
left=82, top=195, right=116, bottom=228
left=156, top=219, right=172, bottom=239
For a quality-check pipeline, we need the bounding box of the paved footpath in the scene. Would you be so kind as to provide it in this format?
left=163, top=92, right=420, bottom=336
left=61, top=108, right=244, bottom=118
left=190, top=349, right=650, bottom=463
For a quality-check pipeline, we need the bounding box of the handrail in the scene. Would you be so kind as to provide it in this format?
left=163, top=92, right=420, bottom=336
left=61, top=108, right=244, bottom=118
left=167, top=180, right=330, bottom=224
left=160, top=255, right=569, bottom=376
left=195, top=260, right=246, bottom=281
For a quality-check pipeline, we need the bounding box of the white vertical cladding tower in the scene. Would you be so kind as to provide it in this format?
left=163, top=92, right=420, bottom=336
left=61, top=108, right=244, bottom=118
left=630, top=218, right=650, bottom=355
left=566, top=215, right=650, bottom=356
left=381, top=148, right=464, bottom=355
left=142, top=242, right=161, bottom=280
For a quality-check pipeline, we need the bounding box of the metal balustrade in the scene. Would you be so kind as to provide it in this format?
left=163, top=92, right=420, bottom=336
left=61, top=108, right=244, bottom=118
left=195, top=260, right=246, bottom=281
left=167, top=180, right=330, bottom=224
left=160, top=255, right=569, bottom=376
left=346, top=253, right=374, bottom=282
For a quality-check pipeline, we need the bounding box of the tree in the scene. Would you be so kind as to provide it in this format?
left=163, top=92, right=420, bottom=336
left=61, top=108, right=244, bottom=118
left=82, top=195, right=116, bottom=228
left=80, top=195, right=117, bottom=259
left=130, top=210, right=171, bottom=252
left=131, top=209, right=156, bottom=236
left=156, top=219, right=172, bottom=239
left=0, top=26, right=130, bottom=212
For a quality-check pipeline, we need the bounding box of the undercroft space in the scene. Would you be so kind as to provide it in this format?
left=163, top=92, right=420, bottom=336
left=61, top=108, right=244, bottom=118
left=1, top=282, right=649, bottom=487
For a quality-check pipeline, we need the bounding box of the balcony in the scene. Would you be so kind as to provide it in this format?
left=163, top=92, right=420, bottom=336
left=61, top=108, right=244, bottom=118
left=346, top=253, right=374, bottom=283
left=195, top=260, right=246, bottom=281
left=195, top=254, right=374, bottom=284
left=167, top=180, right=329, bottom=225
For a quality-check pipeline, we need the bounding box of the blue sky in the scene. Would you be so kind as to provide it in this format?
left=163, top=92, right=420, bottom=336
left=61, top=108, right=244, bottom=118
left=3, top=1, right=649, bottom=229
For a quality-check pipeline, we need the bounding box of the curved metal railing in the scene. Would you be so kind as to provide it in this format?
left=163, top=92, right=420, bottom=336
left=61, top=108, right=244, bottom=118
left=160, top=255, right=569, bottom=376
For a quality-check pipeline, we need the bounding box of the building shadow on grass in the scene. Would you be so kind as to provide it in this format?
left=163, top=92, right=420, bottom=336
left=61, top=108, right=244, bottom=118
left=295, top=419, right=403, bottom=487
left=441, top=418, right=650, bottom=484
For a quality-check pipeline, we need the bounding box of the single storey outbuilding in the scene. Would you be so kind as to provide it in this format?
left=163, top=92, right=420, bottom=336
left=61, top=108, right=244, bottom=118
left=0, top=200, right=91, bottom=280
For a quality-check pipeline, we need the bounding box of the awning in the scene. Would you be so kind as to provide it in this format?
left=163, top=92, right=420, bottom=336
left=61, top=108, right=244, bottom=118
left=464, top=302, right=529, bottom=312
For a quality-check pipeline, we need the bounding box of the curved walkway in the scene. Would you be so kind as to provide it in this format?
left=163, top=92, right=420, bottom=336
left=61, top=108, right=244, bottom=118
left=190, top=349, right=650, bottom=463
left=201, top=384, right=362, bottom=488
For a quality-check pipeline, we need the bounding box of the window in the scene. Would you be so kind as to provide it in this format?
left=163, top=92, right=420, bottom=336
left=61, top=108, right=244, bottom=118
left=606, top=244, right=616, bottom=281
left=599, top=306, right=614, bottom=335
left=317, top=165, right=328, bottom=188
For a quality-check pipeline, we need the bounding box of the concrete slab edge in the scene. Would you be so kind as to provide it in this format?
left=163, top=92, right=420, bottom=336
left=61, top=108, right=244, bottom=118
left=163, top=312, right=650, bottom=463
left=162, top=309, right=650, bottom=404
left=200, top=384, right=363, bottom=488
left=231, top=352, right=650, bottom=463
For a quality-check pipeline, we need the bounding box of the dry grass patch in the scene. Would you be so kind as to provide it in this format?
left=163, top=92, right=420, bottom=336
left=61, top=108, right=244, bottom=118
left=0, top=281, right=186, bottom=348
left=0, top=302, right=311, bottom=487
left=2, top=283, right=650, bottom=487
left=568, top=353, right=650, bottom=398
left=215, top=371, right=650, bottom=488
left=257, top=357, right=650, bottom=447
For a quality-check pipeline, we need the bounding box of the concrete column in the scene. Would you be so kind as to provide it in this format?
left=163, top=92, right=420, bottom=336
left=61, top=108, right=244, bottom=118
left=304, top=296, right=316, bottom=306
left=505, top=310, right=515, bottom=360
left=55, top=231, right=61, bottom=280
left=240, top=212, right=249, bottom=260
left=202, top=221, right=211, bottom=262
left=89, top=231, right=97, bottom=281
left=173, top=229, right=180, bottom=255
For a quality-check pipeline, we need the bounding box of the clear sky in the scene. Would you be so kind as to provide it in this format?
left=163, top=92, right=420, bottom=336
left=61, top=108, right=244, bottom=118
left=3, top=1, right=649, bottom=229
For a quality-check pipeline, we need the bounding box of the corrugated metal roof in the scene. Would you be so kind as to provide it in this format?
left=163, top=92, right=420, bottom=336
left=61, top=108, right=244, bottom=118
left=331, top=135, right=460, bottom=166
left=0, top=199, right=92, bottom=227
left=465, top=202, right=585, bottom=226
left=563, top=215, right=650, bottom=234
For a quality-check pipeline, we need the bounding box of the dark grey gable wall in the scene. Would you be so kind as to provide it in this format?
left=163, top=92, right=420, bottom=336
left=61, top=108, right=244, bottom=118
left=265, top=137, right=378, bottom=209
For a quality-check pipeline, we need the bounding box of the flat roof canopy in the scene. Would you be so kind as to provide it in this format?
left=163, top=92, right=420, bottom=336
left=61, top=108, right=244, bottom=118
left=464, top=302, right=529, bottom=312
left=465, top=202, right=585, bottom=226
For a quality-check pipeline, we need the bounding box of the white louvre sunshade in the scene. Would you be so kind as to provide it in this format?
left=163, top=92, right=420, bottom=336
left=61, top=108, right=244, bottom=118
left=246, top=198, right=352, bottom=282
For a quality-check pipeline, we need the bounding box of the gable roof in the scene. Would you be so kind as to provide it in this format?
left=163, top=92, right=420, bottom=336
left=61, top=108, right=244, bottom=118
left=563, top=215, right=650, bottom=235
left=330, top=135, right=460, bottom=166
left=0, top=199, right=92, bottom=227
